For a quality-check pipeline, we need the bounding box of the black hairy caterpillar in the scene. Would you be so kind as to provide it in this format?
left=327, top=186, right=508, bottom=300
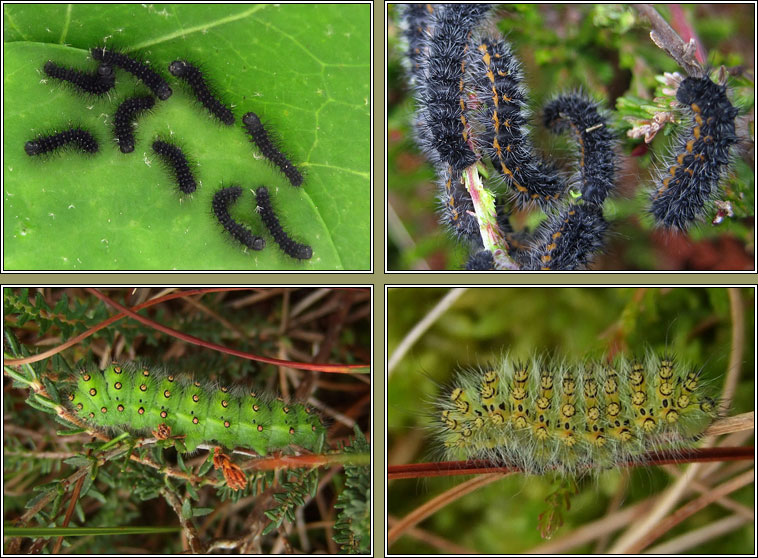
left=465, top=203, right=608, bottom=271
left=25, top=127, right=99, bottom=156
left=242, top=112, right=303, bottom=187
left=151, top=139, right=197, bottom=194
left=68, top=362, right=326, bottom=456
left=255, top=186, right=313, bottom=260
left=524, top=203, right=608, bottom=271
left=414, top=3, right=492, bottom=171
left=168, top=59, right=235, bottom=125
left=113, top=95, right=155, bottom=153
left=212, top=185, right=266, bottom=251
left=43, top=60, right=115, bottom=96
left=397, top=4, right=619, bottom=271
left=542, top=93, right=616, bottom=207
left=650, top=75, right=739, bottom=230
left=433, top=352, right=718, bottom=475
left=465, top=90, right=616, bottom=271
left=91, top=46, right=172, bottom=100
left=468, top=37, right=566, bottom=208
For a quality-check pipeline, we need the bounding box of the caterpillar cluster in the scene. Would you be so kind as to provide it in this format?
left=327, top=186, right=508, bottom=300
left=398, top=4, right=618, bottom=271
left=68, top=362, right=326, bottom=457
left=432, top=352, right=718, bottom=475
left=25, top=45, right=312, bottom=263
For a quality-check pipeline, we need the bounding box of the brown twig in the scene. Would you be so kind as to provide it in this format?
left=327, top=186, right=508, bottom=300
left=86, top=288, right=368, bottom=374
left=388, top=445, right=754, bottom=480
left=634, top=4, right=704, bottom=77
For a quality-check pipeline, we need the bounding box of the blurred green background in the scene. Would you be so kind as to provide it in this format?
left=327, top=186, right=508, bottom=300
left=387, top=287, right=754, bottom=553
left=387, top=4, right=754, bottom=270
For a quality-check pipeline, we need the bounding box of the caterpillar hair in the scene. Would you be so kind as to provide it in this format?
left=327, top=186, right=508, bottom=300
left=25, top=127, right=99, bottom=157
left=432, top=351, right=718, bottom=475
left=465, top=249, right=495, bottom=271
left=212, top=185, right=266, bottom=251
left=397, top=3, right=436, bottom=87
left=113, top=95, right=155, bottom=154
left=254, top=186, right=313, bottom=260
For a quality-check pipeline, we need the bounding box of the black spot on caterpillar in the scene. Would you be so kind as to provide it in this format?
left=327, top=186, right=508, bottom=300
left=650, top=75, right=739, bottom=230
left=212, top=185, right=265, bottom=251
left=91, top=46, right=172, bottom=100
left=242, top=112, right=303, bottom=187
left=168, top=59, right=235, bottom=126
left=113, top=95, right=155, bottom=154
left=433, top=352, right=717, bottom=475
left=25, top=127, right=99, bottom=157
left=43, top=60, right=115, bottom=96
left=254, top=186, right=313, bottom=260
left=68, top=362, right=326, bottom=456
left=151, top=139, right=197, bottom=194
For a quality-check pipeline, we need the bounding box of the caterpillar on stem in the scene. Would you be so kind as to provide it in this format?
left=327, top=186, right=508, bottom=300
left=431, top=351, right=718, bottom=476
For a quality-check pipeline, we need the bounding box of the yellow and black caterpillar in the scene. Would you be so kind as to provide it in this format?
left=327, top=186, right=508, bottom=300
left=433, top=352, right=717, bottom=475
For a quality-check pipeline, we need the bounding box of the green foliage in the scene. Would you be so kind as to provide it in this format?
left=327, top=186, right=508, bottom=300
left=263, top=468, right=319, bottom=535
left=538, top=477, right=578, bottom=540
left=4, top=288, right=110, bottom=339
left=334, top=426, right=371, bottom=554
left=3, top=4, right=370, bottom=270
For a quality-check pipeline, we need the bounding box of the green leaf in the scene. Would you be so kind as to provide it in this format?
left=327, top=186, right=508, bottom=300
left=181, top=497, right=191, bottom=519
left=3, top=4, right=370, bottom=270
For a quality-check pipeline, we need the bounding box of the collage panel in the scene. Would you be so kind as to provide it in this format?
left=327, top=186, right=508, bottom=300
left=4, top=3, right=371, bottom=272
left=3, top=286, right=372, bottom=555
left=387, top=286, right=754, bottom=554
left=386, top=4, right=754, bottom=271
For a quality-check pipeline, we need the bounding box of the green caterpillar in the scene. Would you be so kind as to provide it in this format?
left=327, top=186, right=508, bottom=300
left=67, top=362, right=326, bottom=455
left=434, top=352, right=718, bottom=475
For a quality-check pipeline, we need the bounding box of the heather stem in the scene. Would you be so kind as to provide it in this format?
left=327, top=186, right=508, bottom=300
left=463, top=165, right=519, bottom=270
